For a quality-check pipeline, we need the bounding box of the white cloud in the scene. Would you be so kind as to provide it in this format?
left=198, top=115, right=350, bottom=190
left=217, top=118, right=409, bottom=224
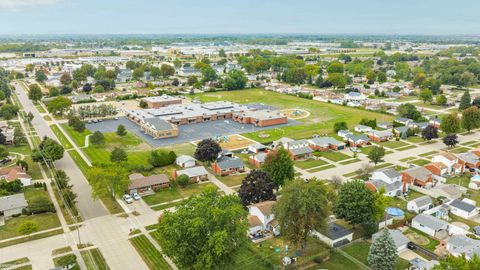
left=0, top=0, right=61, bottom=10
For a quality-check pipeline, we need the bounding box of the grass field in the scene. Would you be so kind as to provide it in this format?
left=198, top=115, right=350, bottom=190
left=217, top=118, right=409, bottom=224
left=294, top=158, right=328, bottom=169
left=62, top=124, right=92, bottom=147
left=192, top=89, right=394, bottom=143
left=50, top=124, right=73, bottom=149
left=130, top=235, right=172, bottom=270
left=0, top=213, right=61, bottom=240
left=341, top=240, right=410, bottom=270
left=307, top=164, right=336, bottom=172
left=81, top=248, right=110, bottom=270
left=217, top=174, right=246, bottom=187
left=53, top=254, right=80, bottom=270
left=142, top=183, right=217, bottom=206
left=313, top=150, right=351, bottom=162
left=0, top=228, right=63, bottom=248
left=380, top=140, right=409, bottom=149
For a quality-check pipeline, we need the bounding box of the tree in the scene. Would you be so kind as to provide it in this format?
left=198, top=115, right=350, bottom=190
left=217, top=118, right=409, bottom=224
left=56, top=254, right=77, bottom=269
left=89, top=165, right=128, bottom=199
left=262, top=148, right=295, bottom=189
left=187, top=75, right=198, bottom=86
left=436, top=94, right=447, bottom=106
left=157, top=188, right=247, bottom=270
left=419, top=89, right=433, bottom=104
left=333, top=180, right=375, bottom=226
left=443, top=134, right=459, bottom=148
left=28, top=84, right=42, bottom=101
left=93, top=85, right=104, bottom=93
left=366, top=69, right=376, bottom=84
left=132, top=67, right=144, bottom=80
left=82, top=83, right=92, bottom=93
left=176, top=174, right=190, bottom=188
left=0, top=146, right=9, bottom=159
left=432, top=254, right=480, bottom=270
left=160, top=64, right=175, bottom=77
left=150, top=149, right=176, bottom=167
left=60, top=72, right=72, bottom=85
left=110, top=147, right=127, bottom=163
left=194, top=139, right=221, bottom=163
left=201, top=66, right=217, bottom=82
left=13, top=127, right=26, bottom=146
left=367, top=146, right=386, bottom=165
left=68, top=116, right=85, bottom=133
left=149, top=66, right=161, bottom=79
left=0, top=104, right=20, bottom=120
left=377, top=71, right=387, bottom=83
left=472, top=97, right=480, bottom=108
left=32, top=137, right=64, bottom=162
left=459, top=91, right=471, bottom=110
left=35, top=70, right=47, bottom=83
left=327, top=61, right=344, bottom=73
left=49, top=86, right=59, bottom=97
left=397, top=103, right=421, bottom=121
left=46, top=96, right=72, bottom=116
left=238, top=170, right=276, bottom=206
left=17, top=221, right=39, bottom=237
left=327, top=73, right=347, bottom=88
left=223, top=70, right=247, bottom=90
left=90, top=131, right=105, bottom=146
left=367, top=229, right=398, bottom=270
left=274, top=179, right=331, bottom=251
left=218, top=48, right=226, bottom=57
left=461, top=106, right=480, bottom=132
left=413, top=72, right=427, bottom=87
left=333, top=121, right=348, bottom=133
left=441, top=113, right=461, bottom=134
left=116, top=124, right=126, bottom=136
left=139, top=100, right=148, bottom=108
left=421, top=125, right=439, bottom=141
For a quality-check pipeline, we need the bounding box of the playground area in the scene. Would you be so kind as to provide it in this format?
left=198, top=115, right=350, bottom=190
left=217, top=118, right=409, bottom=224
left=193, top=134, right=257, bottom=151
left=281, top=108, right=310, bottom=119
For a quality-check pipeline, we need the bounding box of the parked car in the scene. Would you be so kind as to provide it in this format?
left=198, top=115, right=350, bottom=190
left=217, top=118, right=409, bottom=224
left=123, top=194, right=133, bottom=204
left=350, top=147, right=360, bottom=153
left=132, top=193, right=141, bottom=201
left=114, top=117, right=119, bottom=120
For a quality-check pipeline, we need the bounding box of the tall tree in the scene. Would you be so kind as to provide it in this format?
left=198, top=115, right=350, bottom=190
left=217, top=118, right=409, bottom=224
left=461, top=106, right=480, bottom=132
left=459, top=91, right=471, bottom=110
left=238, top=170, right=276, bottom=206
left=116, top=124, right=127, bottom=136
left=32, top=137, right=64, bottom=162
left=60, top=72, right=72, bottom=85
left=367, top=146, right=386, bottom=165
left=88, top=165, right=128, bottom=199
left=333, top=121, right=348, bottom=133
left=46, top=96, right=72, bottom=116
left=110, top=147, right=127, bottom=163
left=157, top=188, right=247, bottom=270
left=90, top=131, right=105, bottom=146
left=262, top=148, right=295, bottom=189
left=368, top=229, right=398, bottom=270
left=443, top=134, right=459, bottom=148
left=333, top=180, right=375, bottom=227
left=194, top=139, right=221, bottom=163
left=441, top=113, right=461, bottom=134
left=432, top=255, right=480, bottom=270
left=274, top=179, right=331, bottom=251
left=28, top=84, right=42, bottom=101
left=421, top=125, right=439, bottom=141
left=419, top=89, right=433, bottom=104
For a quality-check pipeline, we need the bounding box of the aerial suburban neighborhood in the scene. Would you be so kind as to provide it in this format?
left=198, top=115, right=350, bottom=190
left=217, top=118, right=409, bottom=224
left=1, top=1, right=480, bottom=270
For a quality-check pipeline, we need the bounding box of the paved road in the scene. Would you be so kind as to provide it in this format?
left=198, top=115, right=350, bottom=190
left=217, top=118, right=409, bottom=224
left=14, top=82, right=108, bottom=220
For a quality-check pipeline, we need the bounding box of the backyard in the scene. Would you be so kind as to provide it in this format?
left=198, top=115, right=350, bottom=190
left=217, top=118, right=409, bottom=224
left=142, top=182, right=217, bottom=206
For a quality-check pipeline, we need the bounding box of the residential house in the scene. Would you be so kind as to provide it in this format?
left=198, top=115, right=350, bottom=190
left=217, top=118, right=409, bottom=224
left=394, top=117, right=413, bottom=126
left=457, top=152, right=480, bottom=169
left=0, top=193, right=28, bottom=219
left=345, top=134, right=370, bottom=147
left=249, top=152, right=267, bottom=168
left=337, top=129, right=353, bottom=139
left=401, top=166, right=433, bottom=191
left=432, top=152, right=464, bottom=175
left=368, top=130, right=394, bottom=142
left=378, top=122, right=393, bottom=129
left=446, top=235, right=480, bottom=260
left=175, top=155, right=196, bottom=168
left=354, top=125, right=373, bottom=133
left=0, top=166, right=32, bottom=187
left=312, top=222, right=353, bottom=248
left=211, top=154, right=245, bottom=176
left=424, top=162, right=449, bottom=176
left=429, top=118, right=442, bottom=129
left=407, top=196, right=433, bottom=213
left=247, top=201, right=280, bottom=237
left=174, top=166, right=209, bottom=183
left=248, top=143, right=268, bottom=154
left=127, top=173, right=169, bottom=195
left=409, top=258, right=439, bottom=270
left=372, top=229, right=409, bottom=253
left=308, top=137, right=346, bottom=151
left=365, top=168, right=404, bottom=197
left=449, top=199, right=478, bottom=219
left=408, top=122, right=429, bottom=130
left=394, top=126, right=409, bottom=136
left=344, top=92, right=366, bottom=102
left=272, top=137, right=294, bottom=149
left=285, top=140, right=313, bottom=160
left=412, top=213, right=449, bottom=238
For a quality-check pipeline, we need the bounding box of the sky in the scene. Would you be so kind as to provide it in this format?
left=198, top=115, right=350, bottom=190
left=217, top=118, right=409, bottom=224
left=0, top=0, right=479, bottom=35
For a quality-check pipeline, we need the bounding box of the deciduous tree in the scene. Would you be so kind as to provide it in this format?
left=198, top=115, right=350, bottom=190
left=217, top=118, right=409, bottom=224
left=89, top=165, right=129, bottom=199
left=333, top=180, right=375, bottom=226
left=459, top=90, right=471, bottom=110
left=443, top=134, right=459, bottom=148
left=421, top=125, right=439, bottom=141
left=110, top=147, right=127, bottom=163
left=116, top=124, right=126, bottom=136
left=367, top=146, right=385, bottom=165
left=441, top=113, right=461, bottom=134
left=17, top=221, right=39, bottom=237
left=238, top=170, right=276, bottom=206
left=262, top=148, right=295, bottom=189
left=194, top=139, right=221, bottom=163
left=90, top=131, right=105, bottom=146
left=461, top=106, right=480, bottom=132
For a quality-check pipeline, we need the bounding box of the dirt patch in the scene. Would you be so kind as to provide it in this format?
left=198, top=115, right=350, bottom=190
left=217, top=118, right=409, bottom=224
left=281, top=109, right=310, bottom=119
left=406, top=233, right=429, bottom=246
left=451, top=221, right=470, bottom=231
left=193, top=134, right=256, bottom=151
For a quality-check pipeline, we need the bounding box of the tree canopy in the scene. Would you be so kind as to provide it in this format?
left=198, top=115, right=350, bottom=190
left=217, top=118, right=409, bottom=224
left=333, top=180, right=376, bottom=226
left=262, top=148, right=295, bottom=189
left=238, top=169, right=276, bottom=206
left=194, top=139, right=221, bottom=163
left=368, top=229, right=398, bottom=270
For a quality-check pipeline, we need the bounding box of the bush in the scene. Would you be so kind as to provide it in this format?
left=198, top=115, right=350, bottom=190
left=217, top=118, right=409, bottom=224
left=176, top=174, right=190, bottom=188
left=150, top=149, right=176, bottom=167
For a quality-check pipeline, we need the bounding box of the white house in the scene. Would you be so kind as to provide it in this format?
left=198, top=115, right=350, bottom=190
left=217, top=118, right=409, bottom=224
left=337, top=129, right=353, bottom=139
left=407, top=196, right=433, bottom=214
left=449, top=199, right=479, bottom=220
left=432, top=152, right=464, bottom=175
left=366, top=168, right=404, bottom=197
left=344, top=92, right=366, bottom=102
left=372, top=229, right=409, bottom=253
left=354, top=125, right=373, bottom=133
left=247, top=201, right=280, bottom=237
left=175, top=155, right=196, bottom=168
left=412, top=213, right=449, bottom=238
left=247, top=143, right=268, bottom=154
left=311, top=222, right=353, bottom=247
left=446, top=235, right=480, bottom=260
left=0, top=193, right=28, bottom=219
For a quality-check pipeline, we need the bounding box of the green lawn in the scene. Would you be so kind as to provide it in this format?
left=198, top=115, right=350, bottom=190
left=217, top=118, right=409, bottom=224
left=294, top=158, right=328, bottom=169
left=81, top=248, right=110, bottom=270
left=339, top=158, right=360, bottom=165
left=53, top=254, right=80, bottom=270
left=341, top=241, right=409, bottom=270
left=396, top=145, right=417, bottom=151
left=61, top=124, right=92, bottom=147
left=24, top=187, right=54, bottom=207
left=67, top=150, right=90, bottom=175
left=449, top=147, right=470, bottom=154
left=24, top=155, right=43, bottom=180
left=313, top=150, right=351, bottom=162
left=50, top=124, right=73, bottom=149
left=217, top=174, right=246, bottom=187
left=193, top=89, right=394, bottom=143
left=317, top=251, right=360, bottom=270
left=307, top=164, right=336, bottom=172
left=0, top=228, right=63, bottom=248
left=446, top=174, right=471, bottom=188
left=404, top=228, right=440, bottom=252
left=142, top=183, right=217, bottom=206
left=406, top=136, right=424, bottom=143
left=410, top=159, right=430, bottom=166
left=0, top=213, right=61, bottom=240
left=130, top=235, right=172, bottom=270
left=151, top=201, right=183, bottom=211
left=380, top=140, right=409, bottom=149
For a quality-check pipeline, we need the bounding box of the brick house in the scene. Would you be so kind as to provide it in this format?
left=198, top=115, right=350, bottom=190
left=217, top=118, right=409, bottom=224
left=401, top=166, right=434, bottom=192
left=127, top=173, right=169, bottom=195
left=249, top=152, right=268, bottom=168
left=308, top=137, right=346, bottom=151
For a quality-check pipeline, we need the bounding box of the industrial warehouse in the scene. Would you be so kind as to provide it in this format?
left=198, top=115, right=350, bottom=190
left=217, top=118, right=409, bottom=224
left=124, top=98, right=289, bottom=139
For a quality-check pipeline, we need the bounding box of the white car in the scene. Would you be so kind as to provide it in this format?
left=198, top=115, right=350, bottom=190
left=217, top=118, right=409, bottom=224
left=123, top=194, right=133, bottom=204
left=132, top=193, right=141, bottom=201
left=350, top=147, right=360, bottom=153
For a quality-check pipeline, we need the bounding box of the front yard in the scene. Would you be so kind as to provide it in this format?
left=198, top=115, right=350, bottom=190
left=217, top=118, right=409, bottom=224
left=142, top=182, right=217, bottom=206
left=294, top=158, right=328, bottom=169
left=313, top=150, right=351, bottom=162
left=0, top=213, right=61, bottom=240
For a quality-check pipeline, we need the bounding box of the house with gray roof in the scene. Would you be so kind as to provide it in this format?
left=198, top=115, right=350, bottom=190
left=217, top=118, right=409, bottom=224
left=366, top=168, right=404, bottom=197
left=249, top=152, right=268, bottom=168
left=308, top=137, right=346, bottom=151
left=283, top=139, right=313, bottom=160
left=345, top=134, right=370, bottom=147
left=368, top=129, right=394, bottom=142
left=394, top=126, right=409, bottom=136
left=378, top=122, right=393, bottom=129
left=457, top=152, right=480, bottom=169
left=354, top=124, right=373, bottom=133
left=372, top=229, right=410, bottom=253
left=449, top=199, right=478, bottom=219
left=174, top=166, right=209, bottom=183
left=394, top=117, right=413, bottom=125
left=175, top=155, right=196, bottom=168
left=0, top=193, right=28, bottom=219
left=407, top=196, right=433, bottom=213
left=409, top=257, right=439, bottom=270
left=446, top=235, right=480, bottom=260
left=212, top=155, right=245, bottom=176
left=312, top=222, right=353, bottom=247
left=401, top=166, right=433, bottom=191
left=412, top=213, right=449, bottom=238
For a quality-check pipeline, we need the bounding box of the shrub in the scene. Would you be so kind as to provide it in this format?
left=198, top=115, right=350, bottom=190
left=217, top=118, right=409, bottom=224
left=177, top=174, right=190, bottom=188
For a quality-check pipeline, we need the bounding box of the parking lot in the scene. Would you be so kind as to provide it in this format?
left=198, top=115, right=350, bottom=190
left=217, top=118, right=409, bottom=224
left=86, top=117, right=297, bottom=147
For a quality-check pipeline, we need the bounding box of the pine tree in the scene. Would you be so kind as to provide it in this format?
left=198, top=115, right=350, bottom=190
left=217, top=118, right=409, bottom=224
left=459, top=91, right=471, bottom=110
left=368, top=229, right=398, bottom=270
